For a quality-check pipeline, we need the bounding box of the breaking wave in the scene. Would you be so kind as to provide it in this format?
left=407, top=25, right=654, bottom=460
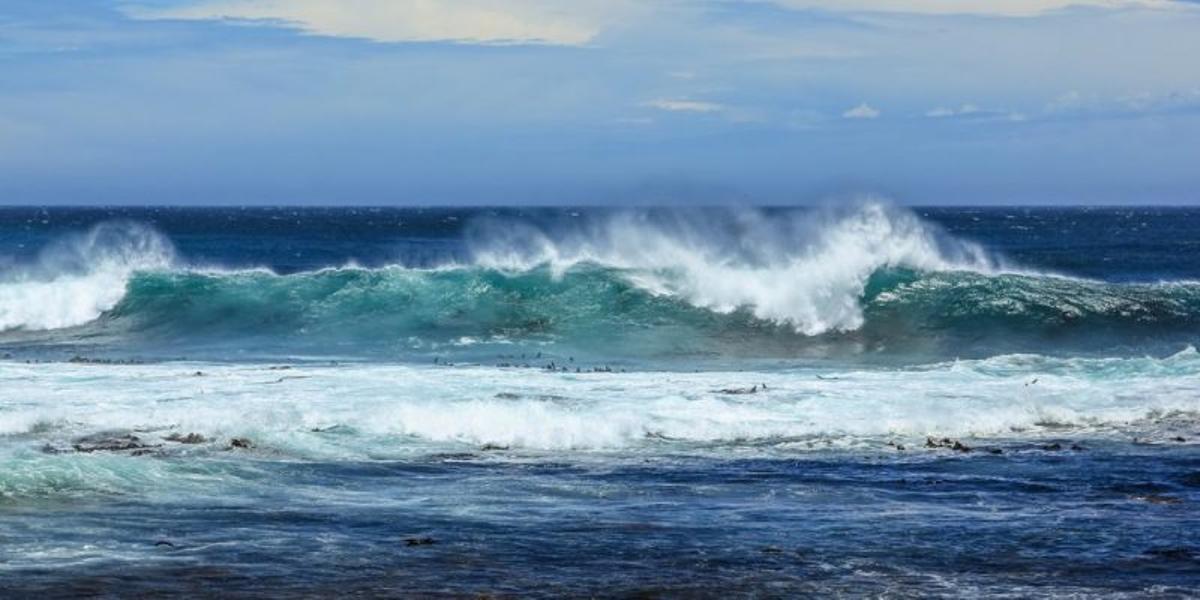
left=3, top=202, right=1199, bottom=357
left=0, top=222, right=174, bottom=332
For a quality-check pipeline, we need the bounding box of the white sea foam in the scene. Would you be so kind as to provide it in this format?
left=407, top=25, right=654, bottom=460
left=0, top=201, right=1061, bottom=335
left=468, top=199, right=1004, bottom=334
left=0, top=222, right=174, bottom=331
left=1, top=351, right=1196, bottom=458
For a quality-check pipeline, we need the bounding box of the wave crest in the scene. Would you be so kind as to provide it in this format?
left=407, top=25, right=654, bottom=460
left=5, top=203, right=1200, bottom=361
left=467, top=200, right=1001, bottom=334
left=0, top=222, right=174, bottom=331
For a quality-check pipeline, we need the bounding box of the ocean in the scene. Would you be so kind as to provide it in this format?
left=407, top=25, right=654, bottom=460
left=1, top=203, right=1198, bottom=597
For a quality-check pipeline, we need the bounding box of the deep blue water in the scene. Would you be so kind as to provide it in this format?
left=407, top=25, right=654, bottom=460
left=3, top=205, right=1200, bottom=277
left=1, top=204, right=1198, bottom=597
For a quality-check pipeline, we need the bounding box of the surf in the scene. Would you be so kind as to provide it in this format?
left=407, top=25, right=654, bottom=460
left=4, top=201, right=1200, bottom=360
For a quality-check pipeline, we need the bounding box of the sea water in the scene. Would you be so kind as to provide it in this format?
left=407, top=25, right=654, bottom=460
left=1, top=203, right=1198, bottom=596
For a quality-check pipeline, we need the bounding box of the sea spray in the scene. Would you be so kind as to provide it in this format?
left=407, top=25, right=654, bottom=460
left=0, top=222, right=175, bottom=331
left=4, top=203, right=1200, bottom=361
left=466, top=200, right=1002, bottom=333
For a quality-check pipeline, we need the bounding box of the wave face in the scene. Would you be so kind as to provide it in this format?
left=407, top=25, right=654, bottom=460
left=464, top=202, right=1001, bottom=334
left=2, top=202, right=1199, bottom=361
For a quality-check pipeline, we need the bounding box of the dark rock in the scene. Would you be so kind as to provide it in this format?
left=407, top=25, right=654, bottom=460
left=480, top=443, right=509, bottom=451
left=405, top=537, right=436, bottom=547
left=433, top=452, right=478, bottom=461
left=67, top=355, right=141, bottom=366
left=229, top=437, right=254, bottom=449
left=1172, top=436, right=1187, bottom=443
left=716, top=385, right=758, bottom=395
left=1042, top=443, right=1063, bottom=451
left=988, top=448, right=1004, bottom=455
left=310, top=425, right=349, bottom=434
left=925, top=437, right=972, bottom=452
left=165, top=432, right=207, bottom=444
left=71, top=433, right=159, bottom=454
left=1070, top=444, right=1084, bottom=451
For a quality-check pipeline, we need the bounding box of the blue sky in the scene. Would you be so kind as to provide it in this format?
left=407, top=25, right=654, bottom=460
left=1, top=0, right=1198, bottom=205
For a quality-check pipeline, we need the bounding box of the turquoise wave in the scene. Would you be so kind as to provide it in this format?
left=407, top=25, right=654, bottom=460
left=64, top=265, right=1200, bottom=360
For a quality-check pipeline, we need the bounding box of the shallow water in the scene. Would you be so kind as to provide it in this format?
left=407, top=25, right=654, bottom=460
left=2, top=205, right=1199, bottom=596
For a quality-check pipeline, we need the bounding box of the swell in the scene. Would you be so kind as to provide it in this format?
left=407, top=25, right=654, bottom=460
left=4, top=202, right=1200, bottom=358
left=66, top=265, right=1200, bottom=359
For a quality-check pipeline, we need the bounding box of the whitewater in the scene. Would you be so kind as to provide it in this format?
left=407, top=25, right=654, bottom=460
left=2, top=203, right=1198, bottom=596
left=3, top=202, right=1199, bottom=364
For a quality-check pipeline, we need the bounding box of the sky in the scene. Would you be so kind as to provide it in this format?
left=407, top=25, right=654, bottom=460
left=1, top=0, right=1198, bottom=205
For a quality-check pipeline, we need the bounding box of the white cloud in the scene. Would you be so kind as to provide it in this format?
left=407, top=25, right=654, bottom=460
left=926, top=103, right=980, bottom=117
left=771, top=0, right=1174, bottom=17
left=842, top=102, right=880, bottom=119
left=925, top=103, right=1028, bottom=123
left=1046, top=88, right=1200, bottom=116
left=643, top=99, right=724, bottom=113
left=126, top=0, right=621, bottom=46
left=1046, top=90, right=1087, bottom=112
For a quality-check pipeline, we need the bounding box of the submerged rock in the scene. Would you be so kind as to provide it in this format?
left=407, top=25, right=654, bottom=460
left=925, top=437, right=972, bottom=453
left=229, top=437, right=254, bottom=449
left=71, top=432, right=160, bottom=454
left=66, top=355, right=141, bottom=365
left=716, top=385, right=759, bottom=395
left=165, top=432, right=207, bottom=444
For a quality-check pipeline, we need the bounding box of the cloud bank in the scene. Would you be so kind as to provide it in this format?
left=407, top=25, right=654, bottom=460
left=127, top=0, right=622, bottom=45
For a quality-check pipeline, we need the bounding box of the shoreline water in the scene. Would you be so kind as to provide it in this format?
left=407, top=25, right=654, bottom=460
left=2, top=361, right=1196, bottom=597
